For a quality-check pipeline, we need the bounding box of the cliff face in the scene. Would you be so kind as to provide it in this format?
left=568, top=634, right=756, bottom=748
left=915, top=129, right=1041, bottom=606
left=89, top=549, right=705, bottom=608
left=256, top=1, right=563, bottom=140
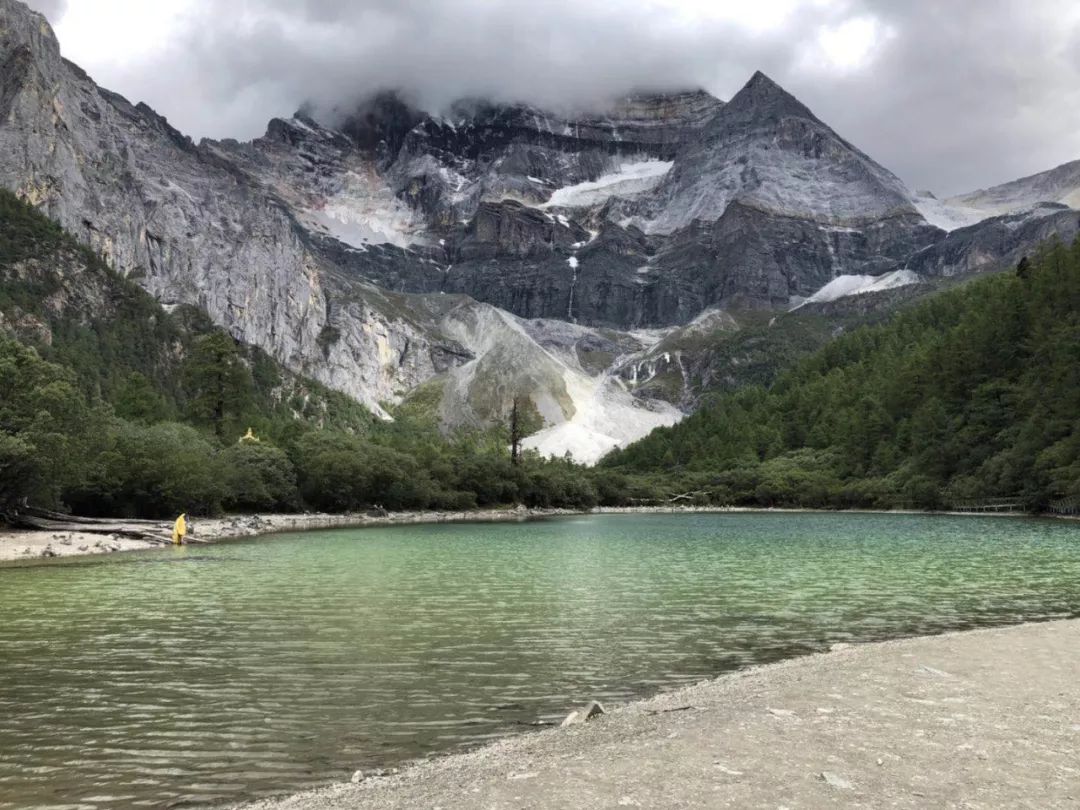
left=906, top=204, right=1080, bottom=277
left=0, top=1, right=470, bottom=418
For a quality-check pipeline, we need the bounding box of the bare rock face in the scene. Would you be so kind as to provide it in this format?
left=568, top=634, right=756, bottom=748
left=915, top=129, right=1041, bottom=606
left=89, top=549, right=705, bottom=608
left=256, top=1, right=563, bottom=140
left=947, top=159, right=1080, bottom=216
left=639, top=199, right=940, bottom=314
left=384, top=89, right=724, bottom=229
left=463, top=201, right=591, bottom=259
left=906, top=204, right=1080, bottom=278
left=305, top=72, right=950, bottom=326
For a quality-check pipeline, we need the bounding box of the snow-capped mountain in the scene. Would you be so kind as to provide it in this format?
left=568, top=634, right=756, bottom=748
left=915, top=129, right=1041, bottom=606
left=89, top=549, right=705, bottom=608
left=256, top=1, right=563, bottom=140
left=1, top=0, right=1078, bottom=462
left=643, top=71, right=921, bottom=233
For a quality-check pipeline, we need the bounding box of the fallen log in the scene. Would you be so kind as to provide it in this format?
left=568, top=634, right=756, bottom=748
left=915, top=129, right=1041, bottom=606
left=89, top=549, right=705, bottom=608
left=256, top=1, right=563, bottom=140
left=6, top=512, right=173, bottom=543
left=19, top=506, right=165, bottom=527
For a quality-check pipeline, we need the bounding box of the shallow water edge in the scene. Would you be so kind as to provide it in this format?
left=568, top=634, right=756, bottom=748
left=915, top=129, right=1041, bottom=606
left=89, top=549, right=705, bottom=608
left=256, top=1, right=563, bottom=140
left=239, top=617, right=1080, bottom=810
left=0, top=504, right=1063, bottom=564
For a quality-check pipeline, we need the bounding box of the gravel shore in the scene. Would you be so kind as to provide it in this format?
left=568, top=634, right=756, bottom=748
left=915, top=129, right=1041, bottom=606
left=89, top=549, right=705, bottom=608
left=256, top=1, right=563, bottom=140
left=0, top=507, right=591, bottom=562
left=241, top=618, right=1080, bottom=809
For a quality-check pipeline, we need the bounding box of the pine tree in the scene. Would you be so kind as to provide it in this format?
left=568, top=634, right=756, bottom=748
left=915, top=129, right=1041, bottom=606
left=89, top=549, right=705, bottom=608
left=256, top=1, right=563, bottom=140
left=182, top=332, right=253, bottom=440
left=1016, top=255, right=1031, bottom=279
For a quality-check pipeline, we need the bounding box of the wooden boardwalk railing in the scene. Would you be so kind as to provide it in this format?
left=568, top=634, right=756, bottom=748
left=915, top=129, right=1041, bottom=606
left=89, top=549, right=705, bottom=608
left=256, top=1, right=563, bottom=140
left=948, top=497, right=1025, bottom=513
left=1047, top=495, right=1080, bottom=516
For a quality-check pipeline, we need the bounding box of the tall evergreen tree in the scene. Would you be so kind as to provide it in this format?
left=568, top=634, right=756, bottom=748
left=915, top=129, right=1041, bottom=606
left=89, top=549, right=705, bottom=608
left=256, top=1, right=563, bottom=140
left=181, top=332, right=253, bottom=440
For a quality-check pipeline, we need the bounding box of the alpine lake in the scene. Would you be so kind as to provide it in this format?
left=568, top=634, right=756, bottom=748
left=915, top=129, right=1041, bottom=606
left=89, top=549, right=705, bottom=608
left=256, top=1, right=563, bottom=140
left=2, top=512, right=1079, bottom=808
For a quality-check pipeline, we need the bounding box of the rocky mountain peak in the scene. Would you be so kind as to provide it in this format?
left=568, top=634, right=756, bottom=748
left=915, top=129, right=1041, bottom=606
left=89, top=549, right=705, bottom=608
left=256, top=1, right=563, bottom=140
left=641, top=69, right=922, bottom=237
left=706, top=70, right=818, bottom=135
left=740, top=70, right=796, bottom=98
left=336, top=90, right=425, bottom=162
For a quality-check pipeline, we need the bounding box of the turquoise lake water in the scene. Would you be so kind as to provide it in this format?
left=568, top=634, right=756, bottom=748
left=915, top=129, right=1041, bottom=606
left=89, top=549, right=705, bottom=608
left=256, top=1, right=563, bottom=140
left=1, top=512, right=1078, bottom=808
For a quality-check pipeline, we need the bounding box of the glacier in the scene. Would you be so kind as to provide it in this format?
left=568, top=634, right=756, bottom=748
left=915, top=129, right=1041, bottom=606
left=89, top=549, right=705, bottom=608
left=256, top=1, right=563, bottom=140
left=540, top=160, right=673, bottom=209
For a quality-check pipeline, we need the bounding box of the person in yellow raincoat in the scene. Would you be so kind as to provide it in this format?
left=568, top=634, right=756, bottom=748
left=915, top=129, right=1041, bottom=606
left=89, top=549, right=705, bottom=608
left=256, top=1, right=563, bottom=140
left=172, top=513, right=187, bottom=545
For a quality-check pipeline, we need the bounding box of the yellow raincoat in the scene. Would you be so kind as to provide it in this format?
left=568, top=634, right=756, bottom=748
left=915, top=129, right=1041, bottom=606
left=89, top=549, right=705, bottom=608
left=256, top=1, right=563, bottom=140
left=172, top=513, right=187, bottom=545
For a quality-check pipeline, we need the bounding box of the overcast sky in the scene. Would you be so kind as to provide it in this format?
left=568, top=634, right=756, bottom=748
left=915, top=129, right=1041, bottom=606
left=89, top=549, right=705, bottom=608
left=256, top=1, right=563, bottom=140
left=25, top=0, right=1080, bottom=196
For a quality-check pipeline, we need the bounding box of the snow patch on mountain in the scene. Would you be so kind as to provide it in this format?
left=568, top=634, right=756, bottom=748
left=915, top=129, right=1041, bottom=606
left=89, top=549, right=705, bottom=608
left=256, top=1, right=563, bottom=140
left=540, top=160, right=673, bottom=209
left=681, top=307, right=741, bottom=335
left=911, top=192, right=988, bottom=232
left=793, top=269, right=920, bottom=309
left=301, top=170, right=423, bottom=249
left=627, top=326, right=676, bottom=347
left=997, top=202, right=1075, bottom=230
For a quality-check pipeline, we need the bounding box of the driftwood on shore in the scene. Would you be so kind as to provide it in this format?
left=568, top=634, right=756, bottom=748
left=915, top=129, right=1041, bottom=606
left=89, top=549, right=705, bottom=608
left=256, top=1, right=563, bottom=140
left=4, top=507, right=174, bottom=544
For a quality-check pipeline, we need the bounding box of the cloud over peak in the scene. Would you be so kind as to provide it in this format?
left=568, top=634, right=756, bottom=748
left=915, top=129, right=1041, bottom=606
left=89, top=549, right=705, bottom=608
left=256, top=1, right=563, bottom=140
left=24, top=0, right=1080, bottom=197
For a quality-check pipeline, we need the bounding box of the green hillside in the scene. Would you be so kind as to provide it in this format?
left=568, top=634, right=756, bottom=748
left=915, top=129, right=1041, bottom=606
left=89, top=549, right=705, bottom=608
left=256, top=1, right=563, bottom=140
left=605, top=238, right=1080, bottom=512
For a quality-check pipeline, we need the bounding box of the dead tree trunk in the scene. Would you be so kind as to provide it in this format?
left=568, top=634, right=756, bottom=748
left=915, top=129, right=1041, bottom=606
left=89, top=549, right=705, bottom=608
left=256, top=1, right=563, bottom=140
left=3, top=506, right=174, bottom=543
left=510, top=397, right=523, bottom=466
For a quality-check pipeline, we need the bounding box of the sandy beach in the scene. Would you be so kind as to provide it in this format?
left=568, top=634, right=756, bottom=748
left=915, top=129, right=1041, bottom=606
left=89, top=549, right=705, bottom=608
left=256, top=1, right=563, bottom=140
left=242, top=618, right=1080, bottom=809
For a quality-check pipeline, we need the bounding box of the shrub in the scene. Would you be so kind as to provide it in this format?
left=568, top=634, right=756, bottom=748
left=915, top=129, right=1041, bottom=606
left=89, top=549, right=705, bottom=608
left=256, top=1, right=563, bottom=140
left=219, top=441, right=299, bottom=512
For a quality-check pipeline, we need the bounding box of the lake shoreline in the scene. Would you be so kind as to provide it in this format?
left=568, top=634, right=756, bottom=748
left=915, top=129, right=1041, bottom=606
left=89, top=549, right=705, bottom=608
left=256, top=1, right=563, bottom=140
left=241, top=617, right=1080, bottom=809
left=0, top=504, right=1063, bottom=563
left=0, top=507, right=583, bottom=562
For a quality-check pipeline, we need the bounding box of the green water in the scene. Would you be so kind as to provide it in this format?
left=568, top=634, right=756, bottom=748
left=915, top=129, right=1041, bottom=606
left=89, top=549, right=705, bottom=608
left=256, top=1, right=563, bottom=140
left=1, top=512, right=1078, bottom=808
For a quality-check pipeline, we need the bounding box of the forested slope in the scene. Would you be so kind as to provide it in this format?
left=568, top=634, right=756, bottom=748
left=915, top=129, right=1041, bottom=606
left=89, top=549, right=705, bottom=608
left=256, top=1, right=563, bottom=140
left=605, top=238, right=1080, bottom=511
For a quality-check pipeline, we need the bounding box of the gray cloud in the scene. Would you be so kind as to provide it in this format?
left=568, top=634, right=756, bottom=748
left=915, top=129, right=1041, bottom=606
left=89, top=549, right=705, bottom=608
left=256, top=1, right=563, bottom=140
left=801, top=0, right=1080, bottom=195
left=24, top=0, right=66, bottom=20
left=35, top=0, right=1080, bottom=196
